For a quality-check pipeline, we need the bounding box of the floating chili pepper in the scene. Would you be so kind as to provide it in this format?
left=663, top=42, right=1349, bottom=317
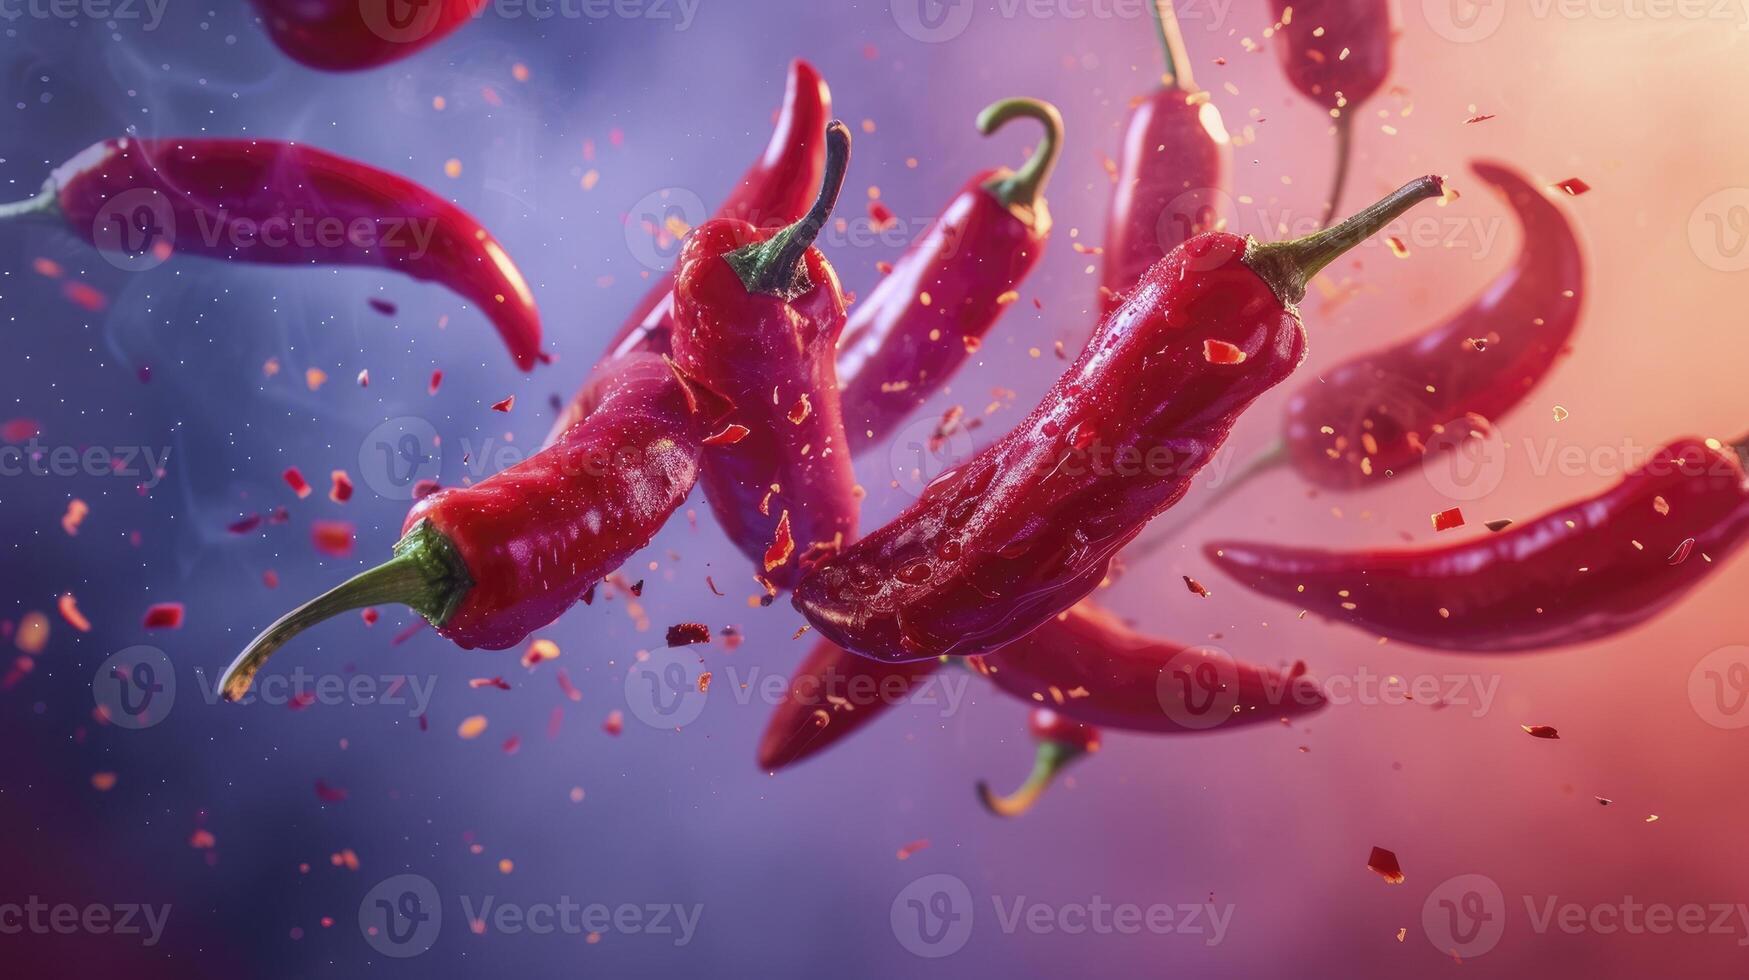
left=251, top=0, right=484, bottom=72
left=837, top=98, right=1063, bottom=450
left=0, top=138, right=544, bottom=370
left=1099, top=0, right=1231, bottom=315
left=976, top=707, right=1100, bottom=818
left=600, top=59, right=833, bottom=362
left=671, top=122, right=859, bottom=588
left=1205, top=436, right=1749, bottom=652
left=1267, top=0, right=1396, bottom=226
left=757, top=640, right=940, bottom=770
left=219, top=353, right=716, bottom=700
left=792, top=176, right=1445, bottom=662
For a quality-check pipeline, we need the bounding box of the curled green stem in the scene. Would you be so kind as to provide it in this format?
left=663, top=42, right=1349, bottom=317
left=977, top=98, right=1064, bottom=222
left=1150, top=0, right=1196, bottom=92
left=726, top=120, right=852, bottom=301
left=1246, top=174, right=1446, bottom=307
left=976, top=740, right=1087, bottom=818
left=0, top=184, right=60, bottom=222
left=218, top=520, right=471, bottom=702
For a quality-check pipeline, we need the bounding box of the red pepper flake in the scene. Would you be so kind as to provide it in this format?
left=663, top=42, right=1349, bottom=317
left=1484, top=519, right=1514, bottom=533
left=33, top=257, right=62, bottom=278
left=468, top=676, right=512, bottom=692
left=1464, top=113, right=1496, bottom=124
left=703, top=423, right=750, bottom=446
left=547, top=706, right=564, bottom=739
left=1202, top=339, right=1246, bottom=365
left=1385, top=236, right=1410, bottom=258
left=602, top=710, right=624, bottom=736
left=227, top=513, right=263, bottom=535
left=556, top=668, right=582, bottom=702
left=876, top=260, right=894, bottom=275
left=262, top=570, right=280, bottom=589
left=1522, top=724, right=1560, bottom=739
left=329, top=470, right=354, bottom=503
left=283, top=467, right=312, bottom=499
left=705, top=575, right=725, bottom=596
left=392, top=621, right=425, bottom=645
left=630, top=579, right=645, bottom=597
left=787, top=394, right=812, bottom=424
left=522, top=638, right=559, bottom=668
left=368, top=298, right=397, bottom=316
left=1366, top=846, right=1405, bottom=885
left=413, top=479, right=442, bottom=500
left=1, top=418, right=40, bottom=442
left=666, top=622, right=711, bottom=647
left=91, top=771, right=117, bottom=791
left=190, top=829, right=216, bottom=849
left=311, top=521, right=355, bottom=557
left=314, top=779, right=348, bottom=803
left=501, top=734, right=521, bottom=755
left=868, top=199, right=896, bottom=231
left=357, top=369, right=370, bottom=387
left=490, top=395, right=515, bottom=413
left=61, top=499, right=88, bottom=536
left=1667, top=537, right=1696, bottom=566
left=58, top=593, right=92, bottom=633
left=142, top=603, right=185, bottom=630
left=428, top=370, right=444, bottom=395
left=1183, top=576, right=1211, bottom=598
left=763, top=510, right=795, bottom=571
left=1553, top=178, right=1591, bottom=197
left=62, top=281, right=108, bottom=312
left=268, top=507, right=291, bottom=525
left=1431, top=507, right=1465, bottom=532
left=897, top=839, right=930, bottom=861
left=361, top=607, right=379, bottom=625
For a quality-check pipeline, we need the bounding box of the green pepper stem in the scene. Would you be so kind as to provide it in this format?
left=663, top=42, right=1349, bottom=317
left=217, top=519, right=471, bottom=702
left=726, top=120, right=851, bottom=301
left=1122, top=438, right=1289, bottom=564
left=1320, top=114, right=1355, bottom=230
left=0, top=184, right=60, bottom=222
left=1246, top=174, right=1446, bottom=307
left=1150, top=0, right=1196, bottom=92
left=977, top=98, right=1064, bottom=222
left=975, top=739, right=1087, bottom=818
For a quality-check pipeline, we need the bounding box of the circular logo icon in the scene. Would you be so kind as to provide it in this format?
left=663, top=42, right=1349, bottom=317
left=357, top=416, right=443, bottom=501
left=1421, top=0, right=1507, bottom=43
left=1421, top=415, right=1509, bottom=501
left=1689, top=188, right=1749, bottom=273
left=360, top=873, right=442, bottom=958
left=885, top=412, right=977, bottom=500
left=1690, top=645, right=1749, bottom=730
left=891, top=873, right=974, bottom=958
left=891, top=0, right=974, bottom=42
left=1422, top=873, right=1505, bottom=958
left=90, top=188, right=175, bottom=272
left=359, top=0, right=451, bottom=44
left=624, top=187, right=708, bottom=271
left=624, top=648, right=709, bottom=729
left=93, top=645, right=176, bottom=730
left=1156, top=185, right=1236, bottom=272
left=1157, top=645, right=1242, bottom=730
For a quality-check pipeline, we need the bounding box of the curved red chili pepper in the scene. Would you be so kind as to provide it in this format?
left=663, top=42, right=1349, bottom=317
left=1284, top=161, right=1585, bottom=489
left=976, top=706, right=1099, bottom=818
left=0, top=138, right=544, bottom=370
left=251, top=0, right=484, bottom=72
left=1099, top=0, right=1231, bottom=315
left=757, top=640, right=940, bottom=770
left=792, top=177, right=1445, bottom=662
left=838, top=98, right=1062, bottom=451
left=601, top=59, right=833, bottom=363
left=1267, top=0, right=1396, bottom=225
left=671, top=122, right=859, bottom=589
left=1206, top=437, right=1749, bottom=652
left=218, top=353, right=715, bottom=700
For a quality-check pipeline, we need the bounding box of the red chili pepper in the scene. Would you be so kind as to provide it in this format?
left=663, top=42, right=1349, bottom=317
left=792, top=176, right=1444, bottom=662
left=1099, top=0, right=1231, bottom=315
left=600, top=59, right=833, bottom=363
left=251, top=0, right=484, bottom=72
left=671, top=122, right=859, bottom=588
left=1205, top=437, right=1749, bottom=652
left=757, top=640, right=940, bottom=771
left=837, top=98, right=1063, bottom=450
left=1267, top=0, right=1396, bottom=225
left=0, top=138, right=544, bottom=370
left=976, top=707, right=1100, bottom=818
left=218, top=353, right=716, bottom=700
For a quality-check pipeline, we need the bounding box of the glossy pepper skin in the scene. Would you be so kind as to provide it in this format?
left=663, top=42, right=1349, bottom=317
left=1207, top=438, right=1749, bottom=653
left=1099, top=0, right=1231, bottom=316
left=671, top=122, right=859, bottom=589
left=603, top=59, right=833, bottom=362
left=1285, top=161, right=1584, bottom=489
left=757, top=640, right=940, bottom=770
left=838, top=98, right=1062, bottom=451
left=251, top=0, right=483, bottom=71
left=0, top=138, right=543, bottom=370
left=792, top=176, right=1445, bottom=663
left=219, top=353, right=713, bottom=700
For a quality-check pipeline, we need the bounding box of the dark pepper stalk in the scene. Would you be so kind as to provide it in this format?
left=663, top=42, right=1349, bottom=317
left=837, top=97, right=1063, bottom=451
left=976, top=707, right=1100, bottom=818
left=792, top=175, right=1445, bottom=663
left=0, top=137, right=545, bottom=370
left=671, top=122, right=859, bottom=589
left=219, top=353, right=714, bottom=701
left=1207, top=435, right=1749, bottom=653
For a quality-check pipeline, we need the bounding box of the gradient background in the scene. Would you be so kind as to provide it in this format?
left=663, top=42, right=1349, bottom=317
left=2, top=1, right=1748, bottom=976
